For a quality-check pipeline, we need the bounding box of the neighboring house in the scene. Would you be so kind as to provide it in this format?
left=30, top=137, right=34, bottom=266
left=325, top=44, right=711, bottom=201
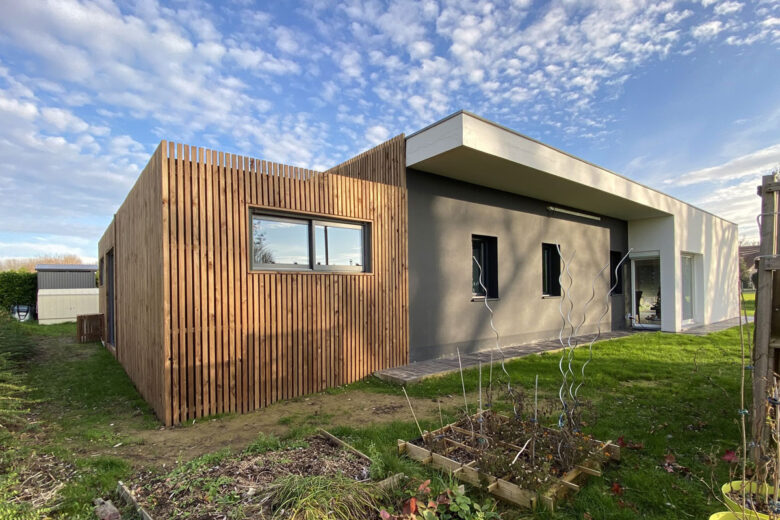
left=99, top=111, right=739, bottom=425
left=36, top=264, right=99, bottom=324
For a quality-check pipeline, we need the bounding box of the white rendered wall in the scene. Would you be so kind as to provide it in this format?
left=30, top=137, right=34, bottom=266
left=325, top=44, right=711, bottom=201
left=37, top=288, right=99, bottom=325
left=627, top=216, right=676, bottom=331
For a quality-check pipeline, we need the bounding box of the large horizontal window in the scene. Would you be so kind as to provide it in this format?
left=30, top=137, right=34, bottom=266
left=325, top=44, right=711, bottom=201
left=251, top=212, right=369, bottom=272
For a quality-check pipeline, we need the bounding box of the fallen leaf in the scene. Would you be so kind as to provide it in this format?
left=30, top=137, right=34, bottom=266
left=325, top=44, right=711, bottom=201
left=664, top=453, right=676, bottom=464
left=611, top=482, right=624, bottom=496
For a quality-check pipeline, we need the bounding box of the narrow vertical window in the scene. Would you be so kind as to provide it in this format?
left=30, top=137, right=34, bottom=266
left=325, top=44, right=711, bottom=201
left=542, top=243, right=561, bottom=297
left=472, top=235, right=498, bottom=299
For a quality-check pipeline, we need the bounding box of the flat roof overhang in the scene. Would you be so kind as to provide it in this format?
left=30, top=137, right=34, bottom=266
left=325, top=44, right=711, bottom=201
left=405, top=111, right=721, bottom=223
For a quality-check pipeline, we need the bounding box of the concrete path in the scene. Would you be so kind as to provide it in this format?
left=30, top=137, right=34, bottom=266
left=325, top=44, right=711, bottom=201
left=679, top=315, right=753, bottom=336
left=374, top=316, right=753, bottom=385
left=374, top=330, right=635, bottom=385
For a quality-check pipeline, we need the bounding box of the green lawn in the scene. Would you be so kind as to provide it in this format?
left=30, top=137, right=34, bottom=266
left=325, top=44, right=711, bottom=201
left=741, top=290, right=755, bottom=317
left=0, top=316, right=155, bottom=519
left=0, top=312, right=753, bottom=519
left=337, top=328, right=748, bottom=519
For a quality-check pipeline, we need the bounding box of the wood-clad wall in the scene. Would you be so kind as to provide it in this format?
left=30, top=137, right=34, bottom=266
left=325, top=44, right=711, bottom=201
left=158, top=136, right=408, bottom=424
left=98, top=144, right=166, bottom=420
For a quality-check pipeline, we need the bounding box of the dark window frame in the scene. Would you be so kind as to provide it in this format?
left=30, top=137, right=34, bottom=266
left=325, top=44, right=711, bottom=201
left=251, top=213, right=312, bottom=270
left=542, top=243, right=561, bottom=297
left=610, top=251, right=624, bottom=295
left=313, top=220, right=367, bottom=272
left=249, top=210, right=370, bottom=273
left=472, top=235, right=498, bottom=299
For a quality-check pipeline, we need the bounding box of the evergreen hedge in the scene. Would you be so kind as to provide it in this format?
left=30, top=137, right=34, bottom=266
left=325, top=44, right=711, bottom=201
left=0, top=271, right=37, bottom=311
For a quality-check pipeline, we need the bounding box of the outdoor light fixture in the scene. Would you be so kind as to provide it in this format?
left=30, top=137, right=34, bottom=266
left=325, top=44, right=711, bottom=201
left=546, top=206, right=602, bottom=221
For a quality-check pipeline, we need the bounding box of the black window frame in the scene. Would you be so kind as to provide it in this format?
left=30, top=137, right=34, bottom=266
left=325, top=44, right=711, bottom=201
left=610, top=250, right=624, bottom=295
left=472, top=235, right=498, bottom=299
left=542, top=243, right=561, bottom=297
left=250, top=210, right=370, bottom=273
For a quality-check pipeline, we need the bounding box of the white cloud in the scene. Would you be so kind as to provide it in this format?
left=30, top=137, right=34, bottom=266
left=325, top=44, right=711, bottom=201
left=40, top=107, right=90, bottom=133
left=668, top=143, right=780, bottom=187
left=714, top=2, right=744, bottom=16
left=692, top=20, right=724, bottom=39
left=365, top=125, right=390, bottom=145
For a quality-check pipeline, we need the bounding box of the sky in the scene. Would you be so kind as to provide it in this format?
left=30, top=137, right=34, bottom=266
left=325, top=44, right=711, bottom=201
left=0, top=0, right=778, bottom=262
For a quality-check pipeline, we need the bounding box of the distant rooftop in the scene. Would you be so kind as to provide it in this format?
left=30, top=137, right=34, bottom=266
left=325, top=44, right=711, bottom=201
left=35, top=264, right=98, bottom=272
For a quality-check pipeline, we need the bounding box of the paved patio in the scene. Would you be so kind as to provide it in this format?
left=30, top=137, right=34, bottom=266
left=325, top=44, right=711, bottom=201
left=374, top=330, right=635, bottom=385
left=374, top=316, right=753, bottom=385
left=680, top=315, right=753, bottom=336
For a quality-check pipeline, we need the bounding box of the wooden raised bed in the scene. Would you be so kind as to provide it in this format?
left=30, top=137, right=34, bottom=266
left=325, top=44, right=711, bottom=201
left=397, top=412, right=620, bottom=511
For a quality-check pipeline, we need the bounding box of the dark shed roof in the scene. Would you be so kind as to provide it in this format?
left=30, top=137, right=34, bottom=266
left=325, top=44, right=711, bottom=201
left=35, top=264, right=98, bottom=272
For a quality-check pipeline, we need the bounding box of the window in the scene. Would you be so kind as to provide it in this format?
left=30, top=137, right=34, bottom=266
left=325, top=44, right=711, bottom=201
left=472, top=235, right=498, bottom=299
left=610, top=251, right=624, bottom=295
left=252, top=215, right=311, bottom=269
left=314, top=221, right=365, bottom=270
left=542, top=243, right=561, bottom=297
left=251, top=211, right=369, bottom=272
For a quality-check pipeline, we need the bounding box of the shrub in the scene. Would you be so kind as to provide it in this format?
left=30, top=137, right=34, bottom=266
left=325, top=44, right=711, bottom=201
left=0, top=271, right=37, bottom=312
left=266, top=474, right=384, bottom=520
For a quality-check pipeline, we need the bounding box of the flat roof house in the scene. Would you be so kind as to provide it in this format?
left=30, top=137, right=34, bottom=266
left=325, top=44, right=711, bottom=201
left=99, top=111, right=738, bottom=425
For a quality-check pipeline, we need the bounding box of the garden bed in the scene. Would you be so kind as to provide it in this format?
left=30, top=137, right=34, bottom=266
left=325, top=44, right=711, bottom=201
left=125, top=431, right=375, bottom=518
left=398, top=411, right=620, bottom=511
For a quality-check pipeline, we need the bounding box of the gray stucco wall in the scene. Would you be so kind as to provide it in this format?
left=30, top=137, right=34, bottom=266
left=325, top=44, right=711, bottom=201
left=37, top=271, right=97, bottom=290
left=408, top=169, right=629, bottom=362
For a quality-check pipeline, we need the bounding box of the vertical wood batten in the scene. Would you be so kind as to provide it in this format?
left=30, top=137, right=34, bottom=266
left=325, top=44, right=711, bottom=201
left=101, top=136, right=408, bottom=425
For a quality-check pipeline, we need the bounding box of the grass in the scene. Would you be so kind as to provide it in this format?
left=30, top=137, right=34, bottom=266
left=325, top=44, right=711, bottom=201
left=0, top=315, right=157, bottom=519
left=0, top=311, right=754, bottom=519
left=741, top=291, right=755, bottom=317
left=266, top=474, right=385, bottom=520
left=335, top=328, right=750, bottom=519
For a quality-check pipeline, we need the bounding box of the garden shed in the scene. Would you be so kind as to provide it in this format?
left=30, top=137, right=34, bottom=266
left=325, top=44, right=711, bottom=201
left=36, top=264, right=99, bottom=324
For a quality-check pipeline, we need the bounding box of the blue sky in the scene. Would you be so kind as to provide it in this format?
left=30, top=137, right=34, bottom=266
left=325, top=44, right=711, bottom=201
left=0, top=0, right=777, bottom=261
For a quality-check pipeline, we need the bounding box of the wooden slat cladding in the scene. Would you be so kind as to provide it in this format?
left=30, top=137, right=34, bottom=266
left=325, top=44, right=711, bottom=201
left=158, top=136, right=408, bottom=424
left=98, top=143, right=167, bottom=420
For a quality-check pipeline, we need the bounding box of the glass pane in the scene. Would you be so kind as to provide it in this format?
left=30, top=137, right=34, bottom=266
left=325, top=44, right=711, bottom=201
left=682, top=256, right=693, bottom=321
left=633, top=257, right=661, bottom=327
left=252, top=216, right=310, bottom=266
left=315, top=225, right=326, bottom=266
left=472, top=240, right=485, bottom=296
left=325, top=226, right=363, bottom=267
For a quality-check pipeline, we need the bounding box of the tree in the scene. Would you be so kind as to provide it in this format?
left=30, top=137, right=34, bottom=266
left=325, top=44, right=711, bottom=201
left=740, top=257, right=753, bottom=289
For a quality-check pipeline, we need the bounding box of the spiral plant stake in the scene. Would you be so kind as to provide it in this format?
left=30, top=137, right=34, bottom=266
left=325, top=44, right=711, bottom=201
left=555, top=245, right=632, bottom=431
left=555, top=245, right=577, bottom=429
left=473, top=255, right=519, bottom=417
left=573, top=249, right=632, bottom=402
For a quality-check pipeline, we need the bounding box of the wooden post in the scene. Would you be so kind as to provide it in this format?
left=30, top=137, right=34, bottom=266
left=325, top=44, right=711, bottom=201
left=753, top=174, right=779, bottom=461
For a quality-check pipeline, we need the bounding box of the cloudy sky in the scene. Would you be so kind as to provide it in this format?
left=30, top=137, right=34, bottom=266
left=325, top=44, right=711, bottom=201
left=0, top=0, right=778, bottom=261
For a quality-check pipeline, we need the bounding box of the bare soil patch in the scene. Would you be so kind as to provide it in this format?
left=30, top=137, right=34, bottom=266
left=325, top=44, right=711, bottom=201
left=123, top=391, right=460, bottom=468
